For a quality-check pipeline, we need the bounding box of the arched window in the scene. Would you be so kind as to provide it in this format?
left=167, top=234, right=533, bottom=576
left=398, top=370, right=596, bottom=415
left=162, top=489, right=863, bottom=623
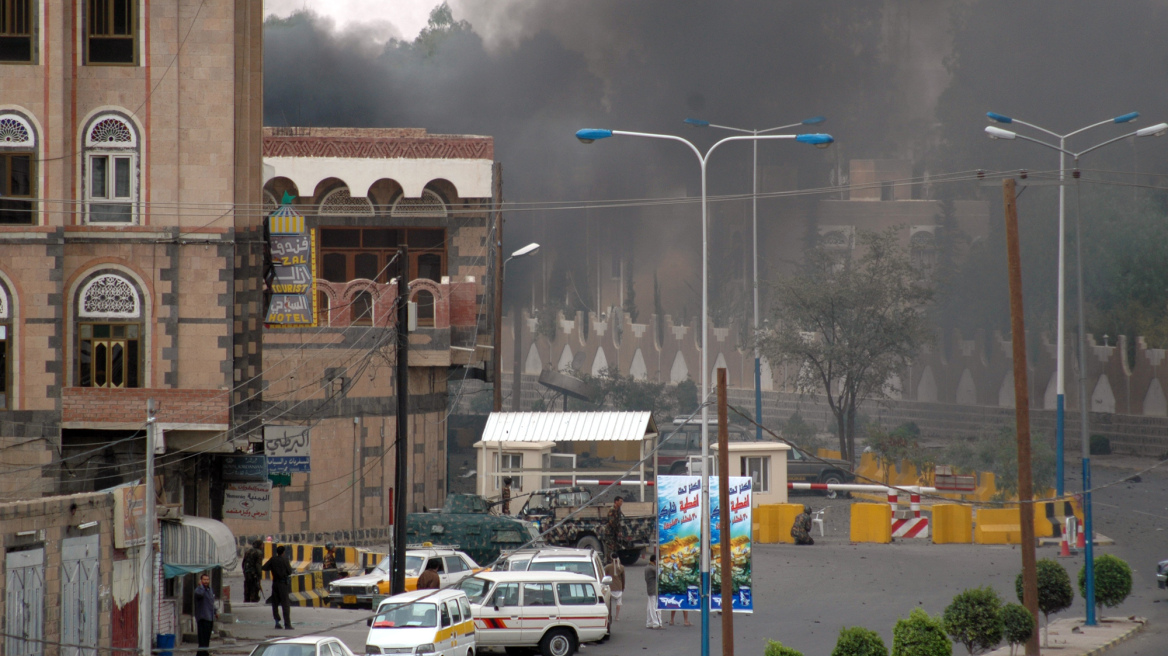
left=84, top=113, right=139, bottom=224
left=77, top=273, right=143, bottom=388
left=413, top=289, right=435, bottom=327
left=351, top=291, right=373, bottom=326
left=316, top=290, right=330, bottom=326
left=0, top=113, right=37, bottom=225
left=320, top=187, right=374, bottom=215
left=263, top=191, right=278, bottom=217
left=0, top=281, right=11, bottom=409
left=390, top=189, right=447, bottom=217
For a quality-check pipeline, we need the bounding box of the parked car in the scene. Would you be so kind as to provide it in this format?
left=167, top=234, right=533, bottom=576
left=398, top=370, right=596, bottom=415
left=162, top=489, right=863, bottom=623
left=786, top=446, right=853, bottom=498
left=494, top=547, right=611, bottom=604
left=1157, top=558, right=1167, bottom=590
left=248, top=636, right=357, bottom=656
left=328, top=544, right=481, bottom=608
left=365, top=588, right=475, bottom=656
left=459, top=571, right=609, bottom=656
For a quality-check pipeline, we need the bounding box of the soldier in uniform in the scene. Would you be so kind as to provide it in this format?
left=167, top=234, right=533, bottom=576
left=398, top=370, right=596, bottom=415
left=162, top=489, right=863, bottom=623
left=242, top=540, right=263, bottom=603
left=791, top=505, right=815, bottom=545
left=605, top=496, right=625, bottom=559
left=501, top=477, right=513, bottom=515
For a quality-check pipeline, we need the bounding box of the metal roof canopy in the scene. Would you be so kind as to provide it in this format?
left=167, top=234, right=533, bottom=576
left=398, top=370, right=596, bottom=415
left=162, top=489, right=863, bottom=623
left=482, top=412, right=658, bottom=443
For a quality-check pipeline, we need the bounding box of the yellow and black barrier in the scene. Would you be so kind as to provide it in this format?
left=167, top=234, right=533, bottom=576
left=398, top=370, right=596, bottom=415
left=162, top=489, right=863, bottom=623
left=288, top=570, right=327, bottom=607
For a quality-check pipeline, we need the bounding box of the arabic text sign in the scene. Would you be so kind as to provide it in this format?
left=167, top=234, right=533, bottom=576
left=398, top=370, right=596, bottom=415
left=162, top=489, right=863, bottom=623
left=224, top=481, right=272, bottom=521
left=113, top=484, right=149, bottom=548
left=264, top=425, right=310, bottom=473
left=221, top=454, right=269, bottom=481
left=266, top=205, right=316, bottom=326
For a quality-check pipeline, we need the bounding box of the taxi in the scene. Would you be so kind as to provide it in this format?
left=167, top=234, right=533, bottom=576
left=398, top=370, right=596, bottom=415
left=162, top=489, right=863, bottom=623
left=329, top=544, right=481, bottom=608
left=364, top=588, right=475, bottom=656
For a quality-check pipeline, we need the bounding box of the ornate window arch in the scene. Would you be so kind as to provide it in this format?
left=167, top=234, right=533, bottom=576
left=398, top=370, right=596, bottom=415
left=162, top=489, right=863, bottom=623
left=320, top=187, right=374, bottom=215
left=0, top=112, right=38, bottom=225
left=390, top=189, right=447, bottom=217
left=79, top=273, right=141, bottom=319
left=75, top=273, right=143, bottom=388
left=83, top=113, right=140, bottom=224
left=264, top=190, right=279, bottom=216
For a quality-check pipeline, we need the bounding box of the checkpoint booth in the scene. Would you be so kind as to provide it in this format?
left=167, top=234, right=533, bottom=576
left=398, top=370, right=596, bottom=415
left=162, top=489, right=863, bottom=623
left=475, top=412, right=660, bottom=510
left=711, top=441, right=791, bottom=506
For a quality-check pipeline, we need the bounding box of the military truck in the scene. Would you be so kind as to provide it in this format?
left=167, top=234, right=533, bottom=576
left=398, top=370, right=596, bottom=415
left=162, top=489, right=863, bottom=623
left=516, top=486, right=655, bottom=566
left=406, top=493, right=542, bottom=566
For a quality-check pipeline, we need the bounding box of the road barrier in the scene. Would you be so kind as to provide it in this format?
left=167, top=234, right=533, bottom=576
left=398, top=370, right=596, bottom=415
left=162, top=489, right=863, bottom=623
left=755, top=503, right=803, bottom=544
left=288, top=571, right=327, bottom=607
left=932, top=504, right=973, bottom=543
left=850, top=503, right=892, bottom=543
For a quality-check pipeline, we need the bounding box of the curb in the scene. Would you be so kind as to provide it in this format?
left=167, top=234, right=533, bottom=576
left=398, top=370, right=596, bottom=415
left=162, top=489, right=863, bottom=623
left=1082, top=620, right=1145, bottom=656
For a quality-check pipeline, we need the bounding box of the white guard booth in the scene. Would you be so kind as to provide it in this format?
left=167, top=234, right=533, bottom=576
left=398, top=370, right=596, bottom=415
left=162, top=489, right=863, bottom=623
left=711, top=441, right=791, bottom=505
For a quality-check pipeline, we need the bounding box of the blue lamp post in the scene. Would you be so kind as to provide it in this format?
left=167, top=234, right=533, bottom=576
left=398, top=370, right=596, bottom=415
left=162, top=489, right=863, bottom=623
left=682, top=115, right=826, bottom=442
left=576, top=127, right=833, bottom=656
left=986, top=120, right=1168, bottom=626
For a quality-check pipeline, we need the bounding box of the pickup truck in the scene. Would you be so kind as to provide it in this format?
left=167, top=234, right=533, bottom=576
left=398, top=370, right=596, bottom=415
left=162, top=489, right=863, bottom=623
left=785, top=446, right=854, bottom=498
left=516, top=486, right=655, bottom=566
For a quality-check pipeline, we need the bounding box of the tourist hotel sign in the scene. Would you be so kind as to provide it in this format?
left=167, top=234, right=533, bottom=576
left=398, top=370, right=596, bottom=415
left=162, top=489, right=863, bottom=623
left=266, top=202, right=317, bottom=326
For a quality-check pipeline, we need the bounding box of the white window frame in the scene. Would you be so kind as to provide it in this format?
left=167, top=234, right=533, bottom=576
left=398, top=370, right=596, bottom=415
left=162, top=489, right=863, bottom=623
left=740, top=455, right=770, bottom=492
left=493, top=452, right=523, bottom=491
left=83, top=114, right=138, bottom=224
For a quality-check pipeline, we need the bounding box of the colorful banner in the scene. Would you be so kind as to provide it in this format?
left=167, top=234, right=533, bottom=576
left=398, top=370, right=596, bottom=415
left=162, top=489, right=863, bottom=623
left=266, top=203, right=316, bottom=326
left=656, top=475, right=753, bottom=613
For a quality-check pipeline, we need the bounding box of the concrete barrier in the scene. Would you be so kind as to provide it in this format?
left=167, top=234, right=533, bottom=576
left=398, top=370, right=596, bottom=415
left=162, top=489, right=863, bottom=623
left=850, top=503, right=892, bottom=543
left=756, top=503, right=803, bottom=544
left=932, top=504, right=973, bottom=544
left=288, top=570, right=327, bottom=607
left=974, top=508, right=1022, bottom=544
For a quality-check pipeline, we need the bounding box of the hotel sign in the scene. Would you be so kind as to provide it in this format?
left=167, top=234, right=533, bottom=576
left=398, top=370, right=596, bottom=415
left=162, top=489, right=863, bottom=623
left=266, top=204, right=317, bottom=326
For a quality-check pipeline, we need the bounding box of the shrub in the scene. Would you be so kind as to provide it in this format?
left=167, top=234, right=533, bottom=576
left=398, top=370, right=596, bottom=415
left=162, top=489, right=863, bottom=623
left=1089, top=434, right=1112, bottom=455
left=892, top=608, right=952, bottom=656
left=765, top=640, right=804, bottom=656
left=943, top=587, right=1003, bottom=654
left=1000, top=604, right=1034, bottom=656
left=832, top=626, right=889, bottom=656
left=1015, top=558, right=1073, bottom=646
left=1079, top=554, right=1133, bottom=611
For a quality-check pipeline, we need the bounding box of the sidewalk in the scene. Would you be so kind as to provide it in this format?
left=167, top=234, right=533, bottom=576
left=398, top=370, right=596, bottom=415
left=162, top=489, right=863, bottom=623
left=984, top=617, right=1145, bottom=656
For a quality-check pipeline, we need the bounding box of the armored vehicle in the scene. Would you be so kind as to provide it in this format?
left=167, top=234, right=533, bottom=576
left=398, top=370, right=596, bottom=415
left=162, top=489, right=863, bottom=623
left=406, top=494, right=542, bottom=566
left=516, top=486, right=655, bottom=566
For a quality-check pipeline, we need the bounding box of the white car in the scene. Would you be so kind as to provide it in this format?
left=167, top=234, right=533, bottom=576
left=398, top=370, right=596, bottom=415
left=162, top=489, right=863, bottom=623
left=365, top=588, right=475, bottom=656
left=330, top=545, right=481, bottom=608
left=248, top=636, right=357, bottom=656
left=496, top=547, right=610, bottom=604
left=460, top=571, right=608, bottom=656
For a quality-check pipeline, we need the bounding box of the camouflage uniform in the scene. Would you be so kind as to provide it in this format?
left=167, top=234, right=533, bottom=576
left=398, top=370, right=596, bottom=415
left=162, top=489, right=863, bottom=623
left=605, top=504, right=625, bottom=557
left=791, top=507, right=814, bottom=545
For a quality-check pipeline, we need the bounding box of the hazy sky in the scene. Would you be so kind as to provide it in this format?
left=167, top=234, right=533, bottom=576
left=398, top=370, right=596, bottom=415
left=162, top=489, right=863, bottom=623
left=264, top=0, right=441, bottom=40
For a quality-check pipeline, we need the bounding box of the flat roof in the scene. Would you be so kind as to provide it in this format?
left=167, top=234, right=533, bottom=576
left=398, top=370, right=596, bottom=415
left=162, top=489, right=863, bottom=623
left=482, top=412, right=658, bottom=443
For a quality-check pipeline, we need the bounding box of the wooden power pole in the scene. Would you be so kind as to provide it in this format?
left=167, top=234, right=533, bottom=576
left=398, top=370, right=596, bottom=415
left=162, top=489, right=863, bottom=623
left=717, top=368, right=734, bottom=656
left=1003, top=178, right=1040, bottom=655
left=392, top=249, right=410, bottom=595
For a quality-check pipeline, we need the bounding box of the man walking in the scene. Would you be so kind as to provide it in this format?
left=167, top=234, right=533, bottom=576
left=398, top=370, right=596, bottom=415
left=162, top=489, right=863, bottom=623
left=193, top=573, right=217, bottom=656
left=417, top=559, right=442, bottom=589
left=604, top=554, right=625, bottom=622
left=243, top=540, right=263, bottom=603
left=263, top=544, right=294, bottom=629
left=645, top=555, right=662, bottom=629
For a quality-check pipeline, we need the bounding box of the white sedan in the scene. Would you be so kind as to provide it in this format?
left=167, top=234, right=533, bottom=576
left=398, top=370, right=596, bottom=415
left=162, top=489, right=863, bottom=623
left=248, top=636, right=357, bottom=656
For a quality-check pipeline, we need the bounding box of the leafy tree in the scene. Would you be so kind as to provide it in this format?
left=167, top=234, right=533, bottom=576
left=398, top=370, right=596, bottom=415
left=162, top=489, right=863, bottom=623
left=783, top=411, right=821, bottom=452
left=765, top=640, right=804, bottom=656
left=943, top=587, right=1003, bottom=655
left=892, top=608, right=952, bottom=656
left=1015, top=558, right=1073, bottom=646
left=832, top=626, right=889, bottom=656
left=1079, top=554, right=1133, bottom=612
left=579, top=366, right=672, bottom=414
left=1000, top=604, right=1034, bottom=656
left=761, top=229, right=933, bottom=463
left=867, top=422, right=921, bottom=484
left=942, top=426, right=1056, bottom=500
left=412, top=2, right=472, bottom=58
left=670, top=378, right=699, bottom=416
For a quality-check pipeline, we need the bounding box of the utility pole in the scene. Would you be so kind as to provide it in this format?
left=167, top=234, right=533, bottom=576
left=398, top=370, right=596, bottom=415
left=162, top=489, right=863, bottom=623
left=716, top=369, right=734, bottom=656
left=1003, top=179, right=1040, bottom=656
left=392, top=250, right=410, bottom=595
left=141, top=399, right=157, bottom=656
left=492, top=163, right=505, bottom=412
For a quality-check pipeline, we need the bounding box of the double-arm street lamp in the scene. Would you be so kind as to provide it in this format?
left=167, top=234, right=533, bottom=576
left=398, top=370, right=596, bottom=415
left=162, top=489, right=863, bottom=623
left=986, top=118, right=1168, bottom=626
left=576, top=126, right=833, bottom=656
left=682, top=115, right=827, bottom=441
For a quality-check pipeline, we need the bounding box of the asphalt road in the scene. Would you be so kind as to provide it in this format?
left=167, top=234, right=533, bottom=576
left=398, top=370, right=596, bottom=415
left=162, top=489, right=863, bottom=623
left=227, top=454, right=1168, bottom=656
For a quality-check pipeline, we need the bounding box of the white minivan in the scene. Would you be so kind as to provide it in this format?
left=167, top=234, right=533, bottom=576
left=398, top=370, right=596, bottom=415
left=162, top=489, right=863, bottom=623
left=365, top=588, right=475, bottom=656
left=460, top=571, right=608, bottom=656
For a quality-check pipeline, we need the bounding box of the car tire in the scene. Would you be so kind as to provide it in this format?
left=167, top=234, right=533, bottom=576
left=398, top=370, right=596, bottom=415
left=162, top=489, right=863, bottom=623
left=618, top=548, right=642, bottom=567
left=575, top=535, right=603, bottom=553
left=540, top=628, right=577, bottom=656
left=820, top=473, right=844, bottom=499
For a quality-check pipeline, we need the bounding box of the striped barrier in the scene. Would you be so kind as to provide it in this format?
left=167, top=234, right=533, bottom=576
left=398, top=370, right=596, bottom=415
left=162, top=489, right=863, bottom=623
left=888, top=491, right=930, bottom=539
left=288, top=570, right=327, bottom=607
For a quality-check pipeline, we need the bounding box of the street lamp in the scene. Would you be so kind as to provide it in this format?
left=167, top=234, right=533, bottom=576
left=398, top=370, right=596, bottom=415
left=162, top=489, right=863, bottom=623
left=984, top=111, right=1140, bottom=498
left=493, top=243, right=541, bottom=412
left=683, top=115, right=826, bottom=441
left=576, top=127, right=833, bottom=656
left=986, top=119, right=1168, bottom=626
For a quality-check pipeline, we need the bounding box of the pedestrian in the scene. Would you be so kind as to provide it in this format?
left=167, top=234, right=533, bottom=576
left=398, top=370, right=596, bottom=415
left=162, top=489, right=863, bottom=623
left=669, top=610, right=692, bottom=627
left=262, top=544, right=293, bottom=629
left=500, top=477, right=512, bottom=515
left=604, top=496, right=625, bottom=559
left=604, top=554, right=625, bottom=622
left=193, top=572, right=218, bottom=656
left=644, top=555, right=662, bottom=629
left=243, top=540, right=263, bottom=603
left=791, top=505, right=815, bottom=545
left=417, top=559, right=441, bottom=589
left=323, top=542, right=337, bottom=570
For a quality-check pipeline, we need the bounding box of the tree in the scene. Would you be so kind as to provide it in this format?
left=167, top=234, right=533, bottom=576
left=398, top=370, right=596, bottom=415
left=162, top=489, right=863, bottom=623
left=892, top=608, right=952, bottom=656
left=866, top=422, right=920, bottom=484
left=1000, top=604, right=1034, bottom=656
left=943, top=587, right=1003, bottom=655
left=761, top=229, right=934, bottom=463
left=832, top=626, right=889, bottom=656
left=1015, top=558, right=1073, bottom=647
left=943, top=426, right=1057, bottom=500
left=579, top=366, right=672, bottom=415
left=1079, top=554, right=1133, bottom=613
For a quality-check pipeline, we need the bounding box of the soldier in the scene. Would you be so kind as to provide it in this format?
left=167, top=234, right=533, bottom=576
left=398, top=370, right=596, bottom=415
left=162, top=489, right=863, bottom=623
left=501, top=477, right=513, bottom=515
left=791, top=505, right=815, bottom=545
left=242, top=540, right=263, bottom=603
left=605, top=496, right=625, bottom=559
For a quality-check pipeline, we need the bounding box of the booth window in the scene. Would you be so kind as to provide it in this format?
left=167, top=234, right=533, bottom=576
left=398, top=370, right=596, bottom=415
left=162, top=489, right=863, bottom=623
left=740, top=456, right=770, bottom=492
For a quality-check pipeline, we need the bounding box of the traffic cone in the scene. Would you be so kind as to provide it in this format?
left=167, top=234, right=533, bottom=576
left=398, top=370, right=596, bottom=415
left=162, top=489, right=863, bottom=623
left=1059, top=538, right=1071, bottom=558
left=1075, top=528, right=1086, bottom=549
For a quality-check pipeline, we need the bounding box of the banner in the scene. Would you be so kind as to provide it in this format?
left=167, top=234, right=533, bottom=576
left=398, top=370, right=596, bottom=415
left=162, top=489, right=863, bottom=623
left=113, top=484, right=149, bottom=548
left=656, top=475, right=753, bottom=613
left=223, top=481, right=272, bottom=521
left=266, top=203, right=316, bottom=326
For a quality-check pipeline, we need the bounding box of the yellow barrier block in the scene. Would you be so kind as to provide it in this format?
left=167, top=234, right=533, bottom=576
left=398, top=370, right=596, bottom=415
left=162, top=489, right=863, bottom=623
left=975, top=508, right=1022, bottom=544
left=850, top=503, right=892, bottom=543
left=816, top=448, right=842, bottom=460
left=856, top=453, right=880, bottom=482
left=756, top=503, right=804, bottom=544
left=932, top=504, right=972, bottom=544
left=1032, top=502, right=1054, bottom=538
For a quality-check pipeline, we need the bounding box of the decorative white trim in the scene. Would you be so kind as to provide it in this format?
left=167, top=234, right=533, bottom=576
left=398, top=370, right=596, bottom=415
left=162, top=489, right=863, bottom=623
left=391, top=189, right=447, bottom=217
left=79, top=274, right=141, bottom=319
left=0, top=114, right=36, bottom=148
left=319, top=187, right=374, bottom=215
left=0, top=285, right=7, bottom=319
left=85, top=115, right=137, bottom=148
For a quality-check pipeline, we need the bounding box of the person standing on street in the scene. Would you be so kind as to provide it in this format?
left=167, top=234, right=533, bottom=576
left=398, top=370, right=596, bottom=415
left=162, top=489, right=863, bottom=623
left=604, top=554, right=625, bottom=622
left=500, top=477, right=513, bottom=515
left=193, top=573, right=218, bottom=656
left=243, top=540, right=263, bottom=603
left=263, top=544, right=294, bottom=629
left=605, top=496, right=625, bottom=560
left=417, top=559, right=442, bottom=589
left=645, top=555, right=662, bottom=629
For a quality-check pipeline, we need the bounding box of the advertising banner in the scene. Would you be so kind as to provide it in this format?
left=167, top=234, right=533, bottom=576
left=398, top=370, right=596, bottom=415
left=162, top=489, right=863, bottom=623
left=113, top=484, right=149, bottom=548
left=223, top=481, right=273, bottom=521
left=264, top=425, right=310, bottom=473
left=656, top=475, right=753, bottom=613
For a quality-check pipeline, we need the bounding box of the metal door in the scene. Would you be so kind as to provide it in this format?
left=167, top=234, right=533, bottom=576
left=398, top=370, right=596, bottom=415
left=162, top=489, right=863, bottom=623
left=5, top=547, right=45, bottom=656
left=61, top=535, right=101, bottom=656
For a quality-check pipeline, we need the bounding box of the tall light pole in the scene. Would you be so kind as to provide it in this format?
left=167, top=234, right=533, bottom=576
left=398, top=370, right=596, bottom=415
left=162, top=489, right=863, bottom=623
left=576, top=127, right=833, bottom=656
left=986, top=121, right=1168, bottom=626
left=682, top=115, right=826, bottom=441
left=984, top=111, right=1139, bottom=497
left=493, top=242, right=541, bottom=412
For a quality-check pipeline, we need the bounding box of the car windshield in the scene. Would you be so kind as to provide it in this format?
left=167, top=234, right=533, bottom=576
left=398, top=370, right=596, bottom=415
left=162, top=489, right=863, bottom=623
left=250, top=645, right=318, bottom=656
left=459, top=577, right=491, bottom=604
left=405, top=556, right=424, bottom=576
left=529, top=561, right=593, bottom=577
left=371, top=602, right=437, bottom=629
left=525, top=494, right=551, bottom=511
